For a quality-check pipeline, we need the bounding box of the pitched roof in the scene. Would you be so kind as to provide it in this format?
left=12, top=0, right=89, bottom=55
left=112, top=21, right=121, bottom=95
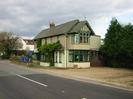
left=34, top=19, right=95, bottom=40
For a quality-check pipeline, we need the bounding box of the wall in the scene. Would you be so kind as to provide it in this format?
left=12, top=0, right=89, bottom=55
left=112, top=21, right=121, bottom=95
left=90, top=36, right=101, bottom=50
left=67, top=35, right=101, bottom=50
left=17, top=38, right=34, bottom=51
left=41, top=35, right=66, bottom=48
left=67, top=62, right=90, bottom=68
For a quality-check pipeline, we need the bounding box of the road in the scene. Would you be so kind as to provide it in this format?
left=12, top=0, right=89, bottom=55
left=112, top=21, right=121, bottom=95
left=0, top=60, right=133, bottom=99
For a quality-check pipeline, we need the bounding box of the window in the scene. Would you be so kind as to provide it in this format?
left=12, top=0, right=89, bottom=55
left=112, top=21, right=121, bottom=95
left=80, top=32, right=90, bottom=43
left=75, top=34, right=80, bottom=44
left=41, top=54, right=49, bottom=62
left=71, top=32, right=90, bottom=44
left=71, top=34, right=80, bottom=44
left=54, top=51, right=62, bottom=63
left=69, top=50, right=90, bottom=62
left=74, top=50, right=80, bottom=61
left=71, top=35, right=75, bottom=44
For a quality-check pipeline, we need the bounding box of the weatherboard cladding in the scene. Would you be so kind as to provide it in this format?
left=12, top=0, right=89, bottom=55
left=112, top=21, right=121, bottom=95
left=34, top=19, right=95, bottom=40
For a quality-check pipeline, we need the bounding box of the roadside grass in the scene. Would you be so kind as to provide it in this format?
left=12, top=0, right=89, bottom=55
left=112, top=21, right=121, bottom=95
left=129, top=80, right=133, bottom=86
left=33, top=67, right=133, bottom=89
left=11, top=60, right=133, bottom=89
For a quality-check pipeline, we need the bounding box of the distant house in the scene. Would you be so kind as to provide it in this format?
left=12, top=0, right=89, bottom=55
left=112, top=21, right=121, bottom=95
left=14, top=37, right=34, bottom=55
left=34, top=19, right=101, bottom=68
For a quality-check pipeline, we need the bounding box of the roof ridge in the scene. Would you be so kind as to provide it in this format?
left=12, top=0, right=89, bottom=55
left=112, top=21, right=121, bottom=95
left=40, top=19, right=79, bottom=31
left=56, top=19, right=79, bottom=27
left=34, top=19, right=91, bottom=39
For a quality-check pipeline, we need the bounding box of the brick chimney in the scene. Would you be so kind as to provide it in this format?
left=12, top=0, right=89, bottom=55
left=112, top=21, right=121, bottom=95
left=49, top=21, right=55, bottom=28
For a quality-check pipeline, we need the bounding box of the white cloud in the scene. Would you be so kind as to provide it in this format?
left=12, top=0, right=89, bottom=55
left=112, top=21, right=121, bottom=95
left=0, top=0, right=132, bottom=38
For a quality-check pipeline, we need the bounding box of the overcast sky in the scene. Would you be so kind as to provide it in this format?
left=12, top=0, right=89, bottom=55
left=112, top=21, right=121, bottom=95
left=0, top=0, right=133, bottom=38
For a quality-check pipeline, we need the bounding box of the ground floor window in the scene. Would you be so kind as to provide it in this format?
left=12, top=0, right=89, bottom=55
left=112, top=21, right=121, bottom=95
left=69, top=50, right=90, bottom=62
left=41, top=54, right=49, bottom=62
left=54, top=51, right=62, bottom=63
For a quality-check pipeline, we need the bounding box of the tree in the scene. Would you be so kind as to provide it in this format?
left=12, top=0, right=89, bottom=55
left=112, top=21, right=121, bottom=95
left=0, top=43, right=4, bottom=57
left=119, top=23, right=133, bottom=68
left=36, top=39, right=42, bottom=60
left=0, top=32, right=21, bottom=59
left=100, top=18, right=133, bottom=68
left=40, top=41, right=62, bottom=66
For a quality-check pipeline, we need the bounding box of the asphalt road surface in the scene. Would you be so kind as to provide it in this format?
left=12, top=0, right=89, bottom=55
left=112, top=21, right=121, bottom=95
left=0, top=60, right=133, bottom=99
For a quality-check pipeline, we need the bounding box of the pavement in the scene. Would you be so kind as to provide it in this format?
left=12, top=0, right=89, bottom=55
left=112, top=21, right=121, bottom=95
left=0, top=60, right=133, bottom=99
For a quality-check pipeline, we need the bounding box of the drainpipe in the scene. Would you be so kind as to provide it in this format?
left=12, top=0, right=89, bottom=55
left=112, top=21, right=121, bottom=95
left=65, top=33, right=68, bottom=69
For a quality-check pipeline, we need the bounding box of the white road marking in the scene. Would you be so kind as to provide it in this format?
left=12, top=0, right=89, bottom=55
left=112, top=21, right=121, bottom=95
left=82, top=98, right=87, bottom=99
left=15, top=74, right=48, bottom=87
left=61, top=90, right=65, bottom=93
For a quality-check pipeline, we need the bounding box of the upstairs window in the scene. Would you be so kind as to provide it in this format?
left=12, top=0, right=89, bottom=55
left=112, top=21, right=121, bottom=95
left=71, top=32, right=90, bottom=44
left=71, top=34, right=80, bottom=44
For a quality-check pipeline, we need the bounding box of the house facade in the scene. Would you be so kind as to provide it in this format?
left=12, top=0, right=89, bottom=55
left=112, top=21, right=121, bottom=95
left=34, top=20, right=101, bottom=68
left=17, top=37, right=34, bottom=51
